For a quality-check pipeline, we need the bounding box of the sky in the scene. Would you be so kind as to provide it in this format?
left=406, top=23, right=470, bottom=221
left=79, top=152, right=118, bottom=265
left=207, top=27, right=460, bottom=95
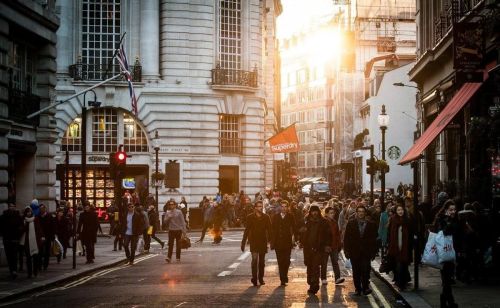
left=277, top=0, right=336, bottom=39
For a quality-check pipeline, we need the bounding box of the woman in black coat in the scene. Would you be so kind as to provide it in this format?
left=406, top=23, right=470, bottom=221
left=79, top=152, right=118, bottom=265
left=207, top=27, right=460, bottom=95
left=387, top=204, right=413, bottom=290
left=77, top=205, right=99, bottom=264
left=433, top=200, right=460, bottom=308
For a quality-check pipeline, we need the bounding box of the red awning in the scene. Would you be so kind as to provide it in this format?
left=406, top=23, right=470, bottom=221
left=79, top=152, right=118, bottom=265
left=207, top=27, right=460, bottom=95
left=399, top=82, right=483, bottom=165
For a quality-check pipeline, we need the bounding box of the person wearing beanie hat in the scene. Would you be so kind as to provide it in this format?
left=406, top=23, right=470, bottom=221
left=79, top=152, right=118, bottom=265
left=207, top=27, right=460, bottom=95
left=301, top=203, right=331, bottom=295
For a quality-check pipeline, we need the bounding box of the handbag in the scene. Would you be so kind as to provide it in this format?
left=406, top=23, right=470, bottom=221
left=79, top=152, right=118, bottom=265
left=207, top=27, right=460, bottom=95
left=421, top=231, right=442, bottom=269
left=379, top=255, right=394, bottom=274
left=137, top=237, right=145, bottom=253
left=180, top=234, right=191, bottom=249
left=344, top=258, right=352, bottom=269
left=147, top=226, right=153, bottom=235
left=435, top=231, right=456, bottom=263
left=51, top=240, right=61, bottom=256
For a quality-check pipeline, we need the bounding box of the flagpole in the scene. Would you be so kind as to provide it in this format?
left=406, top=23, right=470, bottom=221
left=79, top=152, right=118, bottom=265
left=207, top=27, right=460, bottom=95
left=26, top=73, right=123, bottom=119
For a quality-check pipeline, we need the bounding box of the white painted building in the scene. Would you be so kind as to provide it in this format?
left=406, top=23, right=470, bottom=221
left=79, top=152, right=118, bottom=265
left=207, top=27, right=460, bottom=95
left=54, top=0, right=281, bottom=213
left=358, top=63, right=417, bottom=193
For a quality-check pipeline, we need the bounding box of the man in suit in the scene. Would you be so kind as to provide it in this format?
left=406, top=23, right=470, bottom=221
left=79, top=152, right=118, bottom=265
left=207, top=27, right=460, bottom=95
left=343, top=205, right=378, bottom=296
left=241, top=200, right=272, bottom=286
left=271, top=200, right=297, bottom=286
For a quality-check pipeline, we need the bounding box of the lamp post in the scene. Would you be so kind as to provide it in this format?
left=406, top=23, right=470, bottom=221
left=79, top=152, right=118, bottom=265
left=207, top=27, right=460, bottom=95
left=378, top=104, right=389, bottom=209
left=153, top=130, right=161, bottom=211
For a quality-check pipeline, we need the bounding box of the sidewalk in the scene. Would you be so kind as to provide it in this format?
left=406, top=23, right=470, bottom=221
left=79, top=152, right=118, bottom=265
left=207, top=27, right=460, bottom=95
left=371, top=257, right=500, bottom=307
left=0, top=234, right=129, bottom=303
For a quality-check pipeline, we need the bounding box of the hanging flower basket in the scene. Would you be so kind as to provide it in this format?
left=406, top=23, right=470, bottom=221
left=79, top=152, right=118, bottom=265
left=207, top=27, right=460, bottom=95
left=151, top=172, right=165, bottom=187
left=374, top=159, right=390, bottom=173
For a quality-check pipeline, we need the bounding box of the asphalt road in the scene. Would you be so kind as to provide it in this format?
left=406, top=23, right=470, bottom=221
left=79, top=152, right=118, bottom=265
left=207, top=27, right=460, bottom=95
left=3, top=231, right=405, bottom=308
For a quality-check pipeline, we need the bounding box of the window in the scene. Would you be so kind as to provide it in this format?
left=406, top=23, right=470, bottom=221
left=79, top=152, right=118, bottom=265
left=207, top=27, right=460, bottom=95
left=316, top=129, right=325, bottom=142
left=307, top=110, right=314, bottom=123
left=123, top=113, right=148, bottom=152
left=62, top=118, right=82, bottom=152
left=290, top=112, right=297, bottom=124
left=298, top=131, right=306, bottom=144
left=219, top=114, right=242, bottom=154
left=298, top=153, right=305, bottom=168
left=92, top=108, right=118, bottom=152
left=82, top=0, right=121, bottom=80
left=317, top=152, right=323, bottom=167
left=10, top=43, right=36, bottom=92
left=299, top=111, right=305, bottom=123
left=306, top=130, right=314, bottom=144
left=307, top=152, right=315, bottom=168
left=219, top=0, right=241, bottom=70
left=316, top=108, right=325, bottom=122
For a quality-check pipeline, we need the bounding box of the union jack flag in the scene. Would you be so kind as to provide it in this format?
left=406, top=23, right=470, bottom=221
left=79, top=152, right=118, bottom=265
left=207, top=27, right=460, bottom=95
left=117, top=43, right=138, bottom=115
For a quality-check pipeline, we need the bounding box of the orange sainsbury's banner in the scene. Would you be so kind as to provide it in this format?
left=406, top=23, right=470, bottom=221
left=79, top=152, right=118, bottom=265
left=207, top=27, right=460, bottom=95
left=268, top=124, right=300, bottom=153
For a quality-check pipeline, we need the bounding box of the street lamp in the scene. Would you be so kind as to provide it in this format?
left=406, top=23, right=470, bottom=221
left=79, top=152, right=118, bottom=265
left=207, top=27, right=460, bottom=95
left=393, top=82, right=419, bottom=89
left=377, top=104, right=389, bottom=210
left=153, top=130, right=161, bottom=211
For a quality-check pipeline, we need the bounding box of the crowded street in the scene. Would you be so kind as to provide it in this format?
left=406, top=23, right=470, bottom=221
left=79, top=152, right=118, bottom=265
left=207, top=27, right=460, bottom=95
left=1, top=231, right=400, bottom=308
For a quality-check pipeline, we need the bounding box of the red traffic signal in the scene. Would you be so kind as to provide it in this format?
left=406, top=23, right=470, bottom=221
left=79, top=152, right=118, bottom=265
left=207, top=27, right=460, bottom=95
left=116, top=151, right=127, bottom=165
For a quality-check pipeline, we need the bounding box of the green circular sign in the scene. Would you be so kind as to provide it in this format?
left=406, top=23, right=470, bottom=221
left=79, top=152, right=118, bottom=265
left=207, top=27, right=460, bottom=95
left=388, top=146, right=401, bottom=160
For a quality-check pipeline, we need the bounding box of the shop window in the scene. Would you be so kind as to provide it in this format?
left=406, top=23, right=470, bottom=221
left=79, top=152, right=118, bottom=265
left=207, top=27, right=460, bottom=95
left=123, top=113, right=148, bottom=152
left=92, top=108, right=118, bottom=152
left=62, top=118, right=82, bottom=152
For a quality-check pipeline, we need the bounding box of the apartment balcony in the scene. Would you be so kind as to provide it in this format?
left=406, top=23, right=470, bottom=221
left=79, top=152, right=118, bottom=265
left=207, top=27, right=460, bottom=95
left=8, top=88, right=40, bottom=126
left=219, top=138, right=243, bottom=155
left=69, top=62, right=142, bottom=82
left=211, top=65, right=258, bottom=91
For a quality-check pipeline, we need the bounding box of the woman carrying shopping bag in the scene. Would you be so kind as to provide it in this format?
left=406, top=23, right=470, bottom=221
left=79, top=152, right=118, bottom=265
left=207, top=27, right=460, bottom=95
left=433, top=199, right=460, bottom=308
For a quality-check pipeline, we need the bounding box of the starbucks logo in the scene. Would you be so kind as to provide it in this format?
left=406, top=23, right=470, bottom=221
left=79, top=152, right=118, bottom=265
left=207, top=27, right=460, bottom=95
left=388, top=146, right=401, bottom=160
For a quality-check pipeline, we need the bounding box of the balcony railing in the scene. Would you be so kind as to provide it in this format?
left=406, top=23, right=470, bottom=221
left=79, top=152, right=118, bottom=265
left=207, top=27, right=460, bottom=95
left=434, top=0, right=484, bottom=45
left=211, top=65, right=258, bottom=88
left=8, top=88, right=40, bottom=126
left=69, top=63, right=142, bottom=82
left=220, top=138, right=242, bottom=155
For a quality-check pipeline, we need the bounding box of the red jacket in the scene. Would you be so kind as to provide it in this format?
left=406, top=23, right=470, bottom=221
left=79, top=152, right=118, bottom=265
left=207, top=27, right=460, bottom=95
left=326, top=217, right=342, bottom=252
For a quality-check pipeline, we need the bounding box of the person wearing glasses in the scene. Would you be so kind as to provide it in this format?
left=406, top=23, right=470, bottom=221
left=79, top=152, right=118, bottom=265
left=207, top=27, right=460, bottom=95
left=241, top=200, right=272, bottom=286
left=270, top=200, right=298, bottom=286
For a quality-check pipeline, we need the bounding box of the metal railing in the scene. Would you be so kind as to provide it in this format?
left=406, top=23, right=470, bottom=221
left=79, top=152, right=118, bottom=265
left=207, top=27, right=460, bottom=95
left=211, top=65, right=258, bottom=88
left=433, top=0, right=484, bottom=45
left=69, top=63, right=142, bottom=82
left=8, top=88, right=40, bottom=126
left=219, top=138, right=242, bottom=155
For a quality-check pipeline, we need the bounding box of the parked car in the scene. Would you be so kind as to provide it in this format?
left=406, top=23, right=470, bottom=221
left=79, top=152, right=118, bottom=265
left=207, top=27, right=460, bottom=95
left=301, top=184, right=311, bottom=196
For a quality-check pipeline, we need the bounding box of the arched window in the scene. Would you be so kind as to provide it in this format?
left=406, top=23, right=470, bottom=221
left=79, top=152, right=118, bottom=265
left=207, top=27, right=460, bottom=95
left=62, top=118, right=82, bottom=152
left=62, top=108, right=148, bottom=153
left=123, top=113, right=148, bottom=152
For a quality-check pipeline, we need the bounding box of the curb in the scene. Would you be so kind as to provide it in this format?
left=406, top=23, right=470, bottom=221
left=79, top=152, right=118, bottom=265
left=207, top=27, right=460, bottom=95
left=0, top=254, right=140, bottom=304
left=371, top=259, right=432, bottom=308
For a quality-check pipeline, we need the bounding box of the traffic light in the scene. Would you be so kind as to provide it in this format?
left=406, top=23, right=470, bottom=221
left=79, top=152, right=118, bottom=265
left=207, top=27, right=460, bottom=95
left=109, top=152, right=117, bottom=177
left=115, top=150, right=127, bottom=178
left=366, top=158, right=375, bottom=175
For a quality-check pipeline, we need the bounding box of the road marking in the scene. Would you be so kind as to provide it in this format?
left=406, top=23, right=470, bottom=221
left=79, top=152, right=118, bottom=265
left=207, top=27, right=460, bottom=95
left=174, top=302, right=187, bottom=307
left=217, top=271, right=232, bottom=277
left=371, top=280, right=391, bottom=308
left=237, top=251, right=251, bottom=261
left=228, top=262, right=240, bottom=269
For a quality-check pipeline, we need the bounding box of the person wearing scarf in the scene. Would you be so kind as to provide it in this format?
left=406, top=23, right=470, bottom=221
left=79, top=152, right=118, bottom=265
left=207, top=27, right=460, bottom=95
left=20, top=206, right=43, bottom=278
left=387, top=204, right=413, bottom=290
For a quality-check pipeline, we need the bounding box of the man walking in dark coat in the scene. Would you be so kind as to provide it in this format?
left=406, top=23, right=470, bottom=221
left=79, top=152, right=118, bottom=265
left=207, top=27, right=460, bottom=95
left=271, top=200, right=297, bottom=286
left=301, top=205, right=332, bottom=295
left=0, top=203, right=23, bottom=279
left=241, top=200, right=272, bottom=286
left=38, top=204, right=55, bottom=270
left=121, top=204, right=145, bottom=265
left=344, top=205, right=378, bottom=296
left=77, top=204, right=99, bottom=264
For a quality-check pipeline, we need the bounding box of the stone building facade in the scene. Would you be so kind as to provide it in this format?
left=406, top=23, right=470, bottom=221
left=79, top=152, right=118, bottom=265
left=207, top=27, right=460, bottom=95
left=54, top=0, right=281, bottom=213
left=0, top=0, right=60, bottom=211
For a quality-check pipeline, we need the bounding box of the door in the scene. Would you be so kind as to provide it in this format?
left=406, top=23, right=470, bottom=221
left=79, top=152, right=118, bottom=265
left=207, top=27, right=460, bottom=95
left=219, top=165, right=239, bottom=194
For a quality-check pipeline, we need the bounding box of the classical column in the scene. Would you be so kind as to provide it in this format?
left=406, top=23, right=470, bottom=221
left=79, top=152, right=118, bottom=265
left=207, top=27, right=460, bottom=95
left=56, top=0, right=74, bottom=75
left=140, top=0, right=160, bottom=80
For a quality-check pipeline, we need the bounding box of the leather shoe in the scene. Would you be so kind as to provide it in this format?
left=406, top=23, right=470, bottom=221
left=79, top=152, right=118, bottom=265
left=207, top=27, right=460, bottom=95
left=259, top=280, right=265, bottom=285
left=363, top=289, right=373, bottom=296
left=251, top=278, right=257, bottom=286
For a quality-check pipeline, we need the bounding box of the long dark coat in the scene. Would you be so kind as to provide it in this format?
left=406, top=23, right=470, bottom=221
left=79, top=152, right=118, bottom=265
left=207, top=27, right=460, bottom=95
left=271, top=213, right=297, bottom=250
left=343, top=218, right=377, bottom=260
left=77, top=211, right=99, bottom=243
left=242, top=213, right=272, bottom=253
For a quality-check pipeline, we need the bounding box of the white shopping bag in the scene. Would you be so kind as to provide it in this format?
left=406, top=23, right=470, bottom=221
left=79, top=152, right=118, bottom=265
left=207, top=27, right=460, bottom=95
left=137, top=237, right=145, bottom=253
left=344, top=258, right=352, bottom=269
left=435, top=231, right=456, bottom=263
left=421, top=231, right=442, bottom=269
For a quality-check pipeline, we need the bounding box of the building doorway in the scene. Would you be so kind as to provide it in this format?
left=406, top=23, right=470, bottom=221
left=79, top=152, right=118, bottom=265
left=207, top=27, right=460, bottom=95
left=219, top=165, right=239, bottom=194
